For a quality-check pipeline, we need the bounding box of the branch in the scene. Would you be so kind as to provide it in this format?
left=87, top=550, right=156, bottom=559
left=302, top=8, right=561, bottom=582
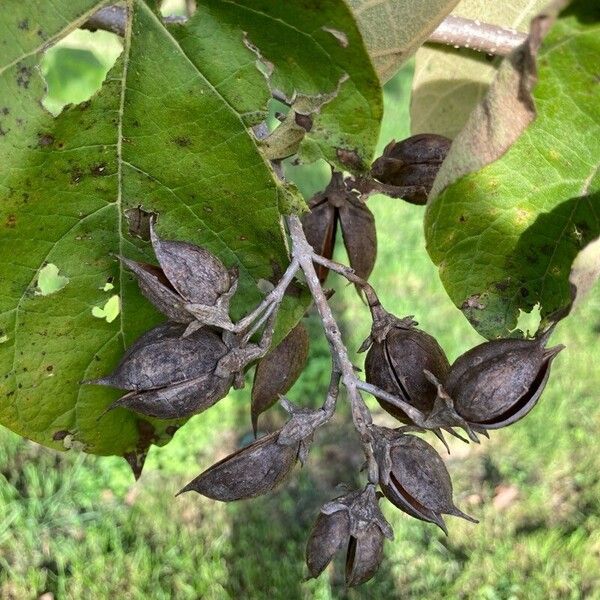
left=428, top=15, right=526, bottom=56
left=83, top=7, right=525, bottom=57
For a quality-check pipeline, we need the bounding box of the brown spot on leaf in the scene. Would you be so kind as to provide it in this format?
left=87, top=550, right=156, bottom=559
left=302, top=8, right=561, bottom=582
left=38, top=133, right=54, bottom=147
left=1, top=107, right=9, bottom=115
left=166, top=425, right=179, bottom=436
left=5, top=214, right=16, bottom=228
left=174, top=136, right=192, bottom=147
left=336, top=147, right=364, bottom=171
left=461, top=294, right=485, bottom=310
left=70, top=168, right=83, bottom=184
left=295, top=112, right=313, bottom=132
left=52, top=430, right=70, bottom=441
left=16, top=64, right=32, bottom=89
left=18, top=19, right=29, bottom=30
left=90, top=163, right=107, bottom=176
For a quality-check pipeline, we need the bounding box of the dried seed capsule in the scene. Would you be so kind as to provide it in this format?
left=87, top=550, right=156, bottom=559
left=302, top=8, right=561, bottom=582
left=337, top=193, right=377, bottom=282
left=305, top=486, right=392, bottom=585
left=149, top=221, right=232, bottom=307
left=301, top=190, right=336, bottom=283
left=88, top=322, right=242, bottom=419
left=251, top=323, right=309, bottom=434
left=363, top=314, right=450, bottom=423
left=301, top=172, right=376, bottom=284
left=445, top=329, right=564, bottom=429
left=345, top=523, right=385, bottom=587
left=376, top=432, right=476, bottom=534
left=90, top=323, right=227, bottom=392
left=370, top=134, right=451, bottom=204
left=118, top=219, right=238, bottom=329
left=110, top=370, right=234, bottom=420
left=177, top=431, right=300, bottom=501
left=306, top=510, right=351, bottom=578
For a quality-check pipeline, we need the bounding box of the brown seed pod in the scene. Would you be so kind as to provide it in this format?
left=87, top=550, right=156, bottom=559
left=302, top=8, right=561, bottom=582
left=445, top=328, right=564, bottom=429
left=305, top=486, right=392, bottom=585
left=306, top=510, right=351, bottom=579
left=363, top=313, right=450, bottom=423
left=87, top=322, right=252, bottom=420
left=370, top=134, right=451, bottom=204
left=177, top=431, right=300, bottom=501
left=118, top=219, right=238, bottom=329
left=149, top=222, right=232, bottom=307
left=90, top=323, right=227, bottom=392
left=337, top=193, right=377, bottom=283
left=376, top=432, right=476, bottom=534
left=345, top=523, right=385, bottom=587
left=301, top=172, right=376, bottom=284
left=251, top=322, right=309, bottom=434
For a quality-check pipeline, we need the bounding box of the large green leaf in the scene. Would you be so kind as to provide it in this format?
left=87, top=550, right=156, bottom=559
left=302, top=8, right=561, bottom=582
left=347, top=0, right=459, bottom=82
left=0, top=0, right=327, bottom=459
left=425, top=0, right=600, bottom=339
left=411, top=0, right=547, bottom=138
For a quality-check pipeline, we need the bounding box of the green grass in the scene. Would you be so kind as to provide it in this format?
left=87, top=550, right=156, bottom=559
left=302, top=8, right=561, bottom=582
left=2, top=37, right=600, bottom=600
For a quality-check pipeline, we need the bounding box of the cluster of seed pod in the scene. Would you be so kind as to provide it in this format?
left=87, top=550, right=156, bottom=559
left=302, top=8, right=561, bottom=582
left=88, top=220, right=308, bottom=423
left=361, top=301, right=563, bottom=434
left=85, top=141, right=566, bottom=588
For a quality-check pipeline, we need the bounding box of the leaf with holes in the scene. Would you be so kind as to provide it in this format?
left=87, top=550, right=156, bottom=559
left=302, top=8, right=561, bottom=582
left=170, top=0, right=383, bottom=172
left=425, top=0, right=600, bottom=339
left=0, top=0, right=325, bottom=459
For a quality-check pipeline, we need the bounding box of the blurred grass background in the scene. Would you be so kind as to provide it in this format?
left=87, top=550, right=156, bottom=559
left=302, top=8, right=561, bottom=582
left=1, top=14, right=600, bottom=600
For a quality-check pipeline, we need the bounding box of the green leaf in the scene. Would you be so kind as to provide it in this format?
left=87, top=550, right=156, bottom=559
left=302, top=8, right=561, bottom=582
left=411, top=0, right=548, bottom=138
left=425, top=0, right=600, bottom=339
left=169, top=0, right=383, bottom=171
left=347, top=0, right=460, bottom=83
left=0, top=0, right=313, bottom=459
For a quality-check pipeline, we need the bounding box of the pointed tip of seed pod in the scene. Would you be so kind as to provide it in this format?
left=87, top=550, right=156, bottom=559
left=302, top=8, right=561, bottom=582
left=357, top=335, right=372, bottom=353
left=84, top=375, right=111, bottom=387
left=433, top=428, right=450, bottom=454
left=449, top=505, right=479, bottom=524
left=432, top=513, right=448, bottom=536
left=175, top=482, right=194, bottom=497
left=545, top=343, right=565, bottom=359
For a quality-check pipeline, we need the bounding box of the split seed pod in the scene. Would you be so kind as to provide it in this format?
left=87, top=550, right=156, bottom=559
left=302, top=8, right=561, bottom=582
left=178, top=430, right=301, bottom=501
left=301, top=172, right=376, bottom=284
left=375, top=431, right=476, bottom=534
left=362, top=312, right=450, bottom=423
left=445, top=328, right=564, bottom=429
left=118, top=219, right=238, bottom=330
left=251, top=322, right=309, bottom=434
left=370, top=134, right=451, bottom=204
left=306, top=486, right=393, bottom=586
left=89, top=322, right=233, bottom=419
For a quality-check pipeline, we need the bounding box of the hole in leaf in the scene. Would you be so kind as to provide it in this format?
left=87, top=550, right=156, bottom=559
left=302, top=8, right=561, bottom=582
left=513, top=303, right=542, bottom=338
left=160, top=0, right=196, bottom=19
left=41, top=29, right=122, bottom=116
left=36, top=264, right=69, bottom=296
left=92, top=294, right=121, bottom=323
left=0, top=331, right=8, bottom=344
